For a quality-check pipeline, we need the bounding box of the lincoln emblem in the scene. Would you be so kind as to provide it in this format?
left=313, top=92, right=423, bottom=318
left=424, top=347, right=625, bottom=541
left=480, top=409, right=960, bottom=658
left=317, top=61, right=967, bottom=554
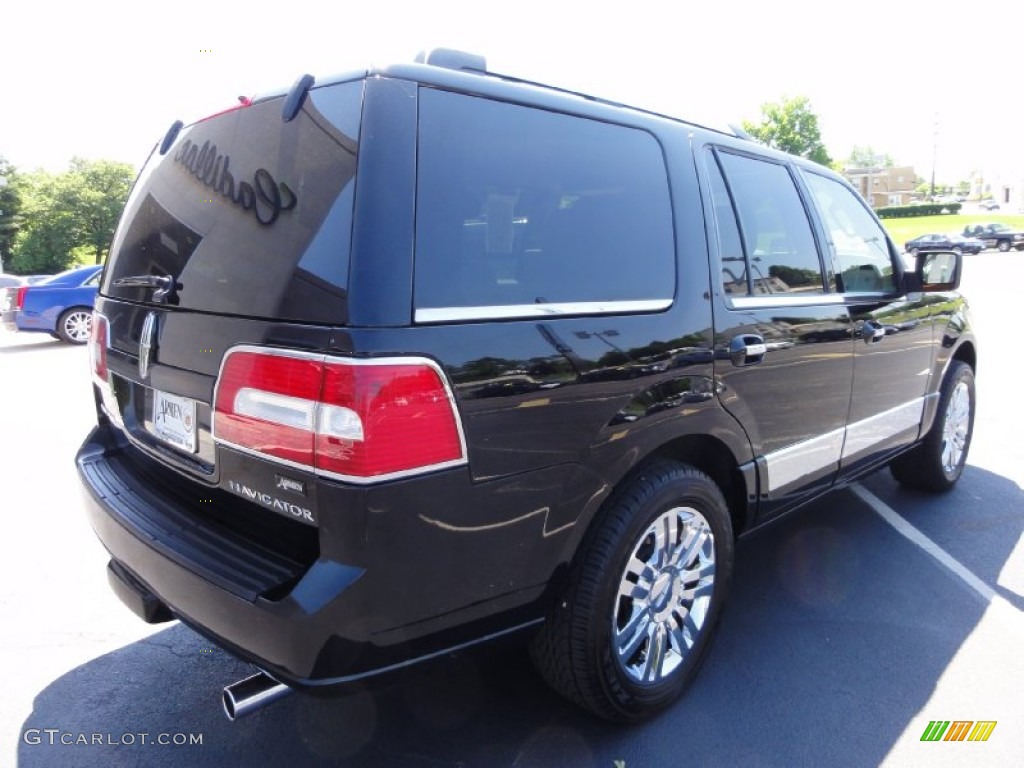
left=139, top=312, right=158, bottom=379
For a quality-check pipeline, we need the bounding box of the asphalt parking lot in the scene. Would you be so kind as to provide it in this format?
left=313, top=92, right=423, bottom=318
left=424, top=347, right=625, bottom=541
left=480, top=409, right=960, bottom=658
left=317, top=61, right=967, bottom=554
left=2, top=252, right=1022, bottom=767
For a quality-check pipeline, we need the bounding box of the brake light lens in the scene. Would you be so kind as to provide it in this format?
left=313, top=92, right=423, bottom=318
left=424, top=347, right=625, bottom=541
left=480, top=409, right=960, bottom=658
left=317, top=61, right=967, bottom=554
left=196, top=96, right=253, bottom=123
left=213, top=348, right=466, bottom=483
left=89, top=312, right=109, bottom=383
left=15, top=285, right=29, bottom=310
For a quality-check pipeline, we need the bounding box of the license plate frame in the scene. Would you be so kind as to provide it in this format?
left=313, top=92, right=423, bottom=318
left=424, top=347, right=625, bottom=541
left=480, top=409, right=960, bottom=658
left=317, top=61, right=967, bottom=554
left=149, top=389, right=197, bottom=454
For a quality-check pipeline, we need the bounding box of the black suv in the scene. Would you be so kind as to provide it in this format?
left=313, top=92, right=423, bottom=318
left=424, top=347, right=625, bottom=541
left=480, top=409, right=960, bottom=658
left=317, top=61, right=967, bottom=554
left=77, top=50, right=977, bottom=722
left=962, top=222, right=1024, bottom=251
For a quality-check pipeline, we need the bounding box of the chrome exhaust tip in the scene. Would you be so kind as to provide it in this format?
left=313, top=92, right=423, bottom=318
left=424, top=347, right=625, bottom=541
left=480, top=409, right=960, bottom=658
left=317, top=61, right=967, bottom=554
left=222, top=672, right=292, bottom=721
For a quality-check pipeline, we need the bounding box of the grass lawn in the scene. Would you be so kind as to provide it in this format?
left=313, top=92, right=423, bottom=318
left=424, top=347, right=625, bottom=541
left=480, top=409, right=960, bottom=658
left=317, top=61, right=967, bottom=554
left=881, top=213, right=1024, bottom=247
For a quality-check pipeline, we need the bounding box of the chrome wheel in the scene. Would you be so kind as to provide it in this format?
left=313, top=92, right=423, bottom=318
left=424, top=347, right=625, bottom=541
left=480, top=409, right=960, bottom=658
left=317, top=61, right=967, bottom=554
left=890, top=361, right=974, bottom=493
left=613, top=506, right=715, bottom=684
left=61, top=310, right=92, bottom=343
left=941, top=381, right=970, bottom=474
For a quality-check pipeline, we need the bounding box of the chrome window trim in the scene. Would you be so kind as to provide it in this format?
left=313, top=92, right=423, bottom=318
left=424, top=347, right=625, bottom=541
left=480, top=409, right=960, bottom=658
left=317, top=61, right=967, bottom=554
left=415, top=299, right=672, bottom=324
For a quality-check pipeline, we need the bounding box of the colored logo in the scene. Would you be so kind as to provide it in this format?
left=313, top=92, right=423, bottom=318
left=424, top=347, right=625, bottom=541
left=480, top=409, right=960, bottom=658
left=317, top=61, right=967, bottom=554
left=920, top=720, right=997, bottom=742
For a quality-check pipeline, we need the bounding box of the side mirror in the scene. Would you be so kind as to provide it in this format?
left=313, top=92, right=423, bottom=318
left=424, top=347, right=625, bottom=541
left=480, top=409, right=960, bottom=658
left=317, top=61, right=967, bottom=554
left=902, top=250, right=962, bottom=293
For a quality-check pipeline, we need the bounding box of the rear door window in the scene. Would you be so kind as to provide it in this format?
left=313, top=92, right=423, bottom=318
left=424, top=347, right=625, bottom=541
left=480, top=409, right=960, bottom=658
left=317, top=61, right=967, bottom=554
left=713, top=150, right=826, bottom=296
left=414, top=89, right=675, bottom=321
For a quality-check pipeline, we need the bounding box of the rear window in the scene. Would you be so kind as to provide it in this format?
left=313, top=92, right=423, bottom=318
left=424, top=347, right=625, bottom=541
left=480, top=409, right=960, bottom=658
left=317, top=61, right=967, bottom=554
left=102, top=80, right=363, bottom=324
left=413, top=89, right=675, bottom=322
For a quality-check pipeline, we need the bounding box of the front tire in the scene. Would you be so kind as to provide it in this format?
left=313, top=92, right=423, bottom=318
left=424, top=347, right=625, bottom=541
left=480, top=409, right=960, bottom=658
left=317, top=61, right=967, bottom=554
left=529, top=461, right=734, bottom=721
left=891, top=361, right=974, bottom=492
left=997, top=240, right=1010, bottom=252
left=57, top=307, right=92, bottom=344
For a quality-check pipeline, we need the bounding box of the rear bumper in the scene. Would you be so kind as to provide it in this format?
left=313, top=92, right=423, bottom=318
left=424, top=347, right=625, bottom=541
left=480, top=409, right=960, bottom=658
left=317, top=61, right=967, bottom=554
left=78, top=432, right=362, bottom=686
left=2, top=308, right=19, bottom=332
left=77, top=425, right=560, bottom=688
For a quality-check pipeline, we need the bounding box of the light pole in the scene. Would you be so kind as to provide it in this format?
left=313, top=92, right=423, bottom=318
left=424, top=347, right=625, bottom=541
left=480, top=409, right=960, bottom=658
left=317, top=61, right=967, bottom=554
left=0, top=174, right=7, bottom=273
left=929, top=114, right=939, bottom=199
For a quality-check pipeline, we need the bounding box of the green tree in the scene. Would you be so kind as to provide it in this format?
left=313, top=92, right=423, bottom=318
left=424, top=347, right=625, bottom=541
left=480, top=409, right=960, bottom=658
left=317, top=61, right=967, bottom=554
left=0, top=157, right=22, bottom=272
left=846, top=145, right=895, bottom=169
left=9, top=158, right=134, bottom=273
left=9, top=170, right=79, bottom=273
left=742, top=96, right=832, bottom=166
left=67, top=158, right=135, bottom=265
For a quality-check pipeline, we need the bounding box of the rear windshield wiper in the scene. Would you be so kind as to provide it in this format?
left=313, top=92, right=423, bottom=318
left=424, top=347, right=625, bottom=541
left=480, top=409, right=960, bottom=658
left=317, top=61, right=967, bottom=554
left=113, top=274, right=181, bottom=304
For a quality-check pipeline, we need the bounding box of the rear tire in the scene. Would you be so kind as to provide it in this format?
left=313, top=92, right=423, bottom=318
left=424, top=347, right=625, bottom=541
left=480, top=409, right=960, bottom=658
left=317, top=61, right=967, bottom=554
left=998, top=241, right=1010, bottom=252
left=56, top=307, right=92, bottom=344
left=529, top=461, right=734, bottom=721
left=891, top=361, right=974, bottom=492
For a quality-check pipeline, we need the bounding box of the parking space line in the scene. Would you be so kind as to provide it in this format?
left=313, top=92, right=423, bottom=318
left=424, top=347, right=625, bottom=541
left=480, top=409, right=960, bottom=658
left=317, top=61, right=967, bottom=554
left=849, top=482, right=1005, bottom=608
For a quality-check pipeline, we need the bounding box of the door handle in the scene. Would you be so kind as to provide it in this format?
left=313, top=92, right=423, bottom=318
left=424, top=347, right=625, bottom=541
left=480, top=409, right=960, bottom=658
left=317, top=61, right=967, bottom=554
left=729, top=334, right=767, bottom=367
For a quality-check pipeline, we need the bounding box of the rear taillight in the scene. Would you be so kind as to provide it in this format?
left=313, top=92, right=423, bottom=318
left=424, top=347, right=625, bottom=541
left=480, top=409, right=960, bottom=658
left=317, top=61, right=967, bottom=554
left=15, top=285, right=29, bottom=310
left=213, top=347, right=466, bottom=483
left=89, top=312, right=109, bottom=383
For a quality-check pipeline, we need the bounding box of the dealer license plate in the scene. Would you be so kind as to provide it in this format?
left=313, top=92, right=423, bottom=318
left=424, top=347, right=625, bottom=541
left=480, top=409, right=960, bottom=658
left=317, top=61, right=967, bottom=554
left=150, top=389, right=197, bottom=453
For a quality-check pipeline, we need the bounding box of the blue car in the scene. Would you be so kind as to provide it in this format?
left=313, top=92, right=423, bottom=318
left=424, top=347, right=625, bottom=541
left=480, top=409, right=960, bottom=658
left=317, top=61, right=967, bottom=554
left=1, top=265, right=102, bottom=343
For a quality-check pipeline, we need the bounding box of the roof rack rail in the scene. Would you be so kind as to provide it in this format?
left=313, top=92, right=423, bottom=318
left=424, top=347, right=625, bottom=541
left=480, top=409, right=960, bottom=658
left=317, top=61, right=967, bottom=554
left=729, top=123, right=754, bottom=141
left=414, top=48, right=487, bottom=73
left=404, top=50, right=735, bottom=141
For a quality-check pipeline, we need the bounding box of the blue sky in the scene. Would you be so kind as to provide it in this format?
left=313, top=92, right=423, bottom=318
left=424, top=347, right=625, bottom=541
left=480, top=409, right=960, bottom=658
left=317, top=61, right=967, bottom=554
left=2, top=0, right=1019, bottom=181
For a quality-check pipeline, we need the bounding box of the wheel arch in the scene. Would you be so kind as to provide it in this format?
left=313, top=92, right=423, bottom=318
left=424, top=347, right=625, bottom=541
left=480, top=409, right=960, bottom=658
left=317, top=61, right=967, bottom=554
left=951, top=339, right=976, bottom=374
left=641, top=434, right=752, bottom=537
left=541, top=413, right=755, bottom=618
left=563, top=431, right=752, bottom=569
left=919, top=337, right=976, bottom=444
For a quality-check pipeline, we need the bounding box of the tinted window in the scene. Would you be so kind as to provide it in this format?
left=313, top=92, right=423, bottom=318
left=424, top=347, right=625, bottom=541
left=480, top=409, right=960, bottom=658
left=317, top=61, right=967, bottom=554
left=103, top=80, right=363, bottom=324
left=716, top=151, right=824, bottom=295
left=705, top=151, right=748, bottom=295
left=803, top=172, right=895, bottom=293
left=415, top=89, right=674, bottom=316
